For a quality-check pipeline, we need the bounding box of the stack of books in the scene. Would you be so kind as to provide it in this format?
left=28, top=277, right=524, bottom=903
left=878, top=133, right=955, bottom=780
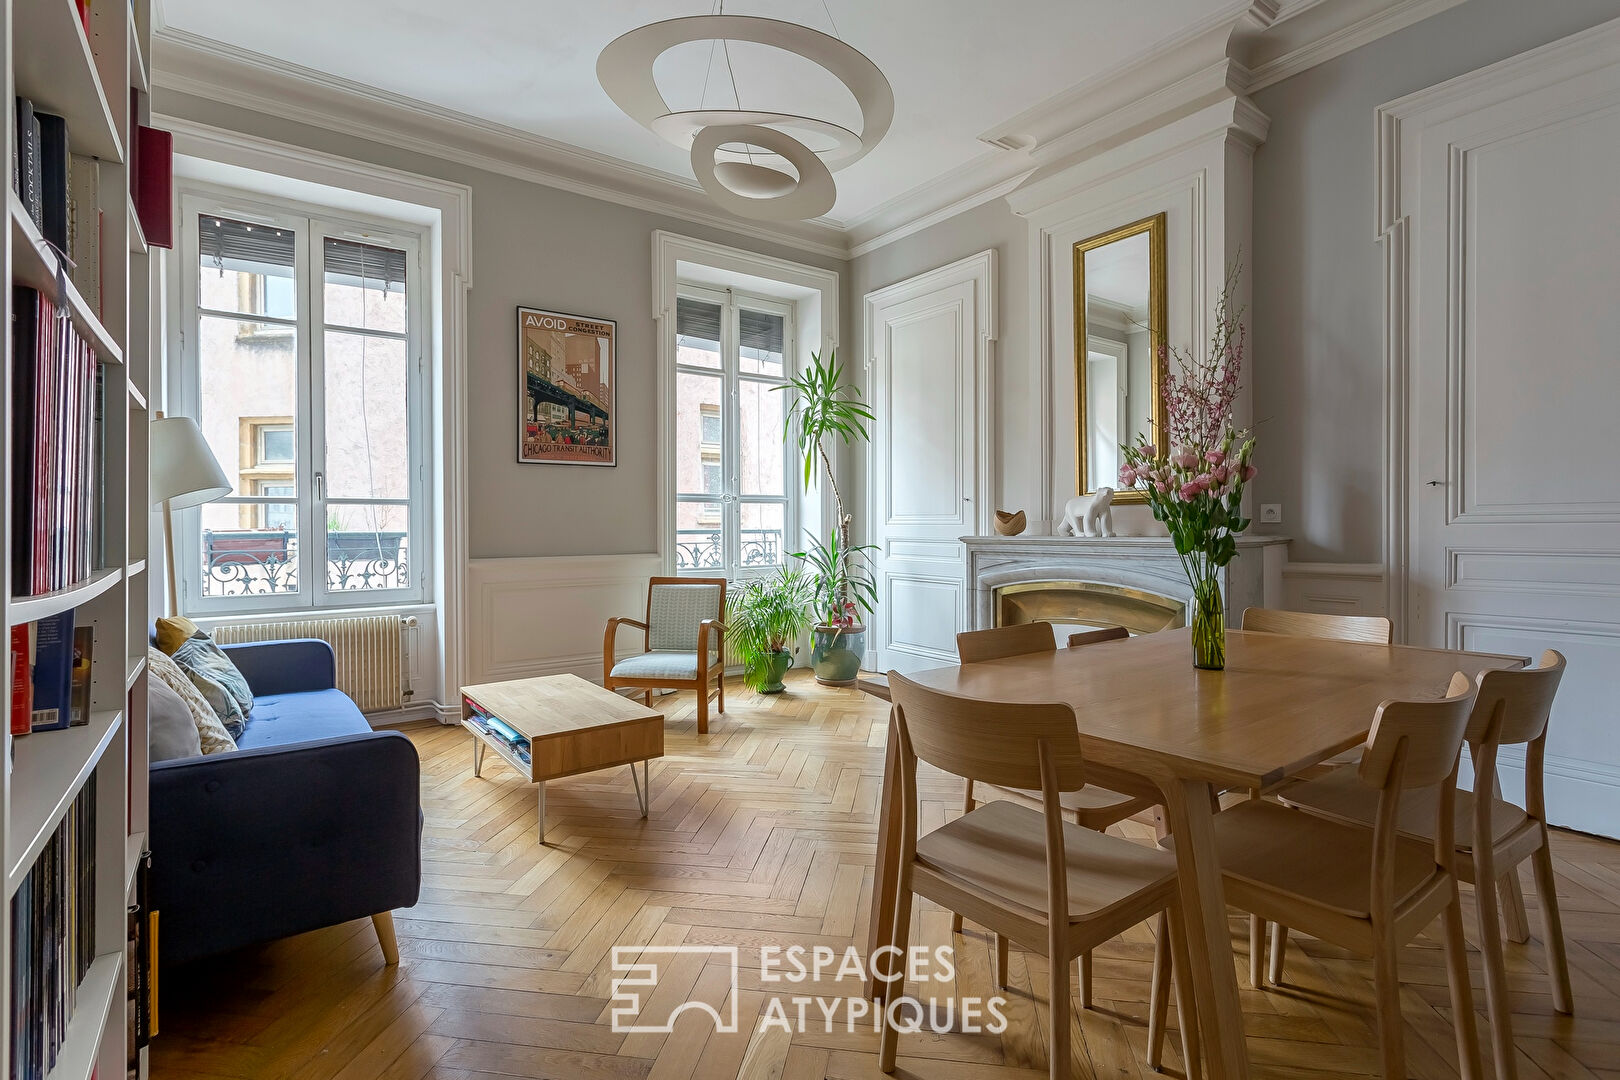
left=466, top=707, right=531, bottom=765
left=14, top=98, right=103, bottom=313
left=8, top=774, right=98, bottom=1080
left=10, top=287, right=105, bottom=596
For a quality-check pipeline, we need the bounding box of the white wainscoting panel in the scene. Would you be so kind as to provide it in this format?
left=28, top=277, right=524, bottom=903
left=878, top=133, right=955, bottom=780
left=885, top=575, right=962, bottom=662
left=465, top=554, right=664, bottom=687
left=1453, top=614, right=1620, bottom=837
left=1280, top=562, right=1389, bottom=616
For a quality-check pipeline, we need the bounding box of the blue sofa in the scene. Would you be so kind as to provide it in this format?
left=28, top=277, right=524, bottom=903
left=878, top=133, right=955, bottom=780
left=149, top=638, right=422, bottom=967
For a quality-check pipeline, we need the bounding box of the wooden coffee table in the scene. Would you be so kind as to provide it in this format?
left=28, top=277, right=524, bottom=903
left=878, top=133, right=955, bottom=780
left=460, top=674, right=664, bottom=844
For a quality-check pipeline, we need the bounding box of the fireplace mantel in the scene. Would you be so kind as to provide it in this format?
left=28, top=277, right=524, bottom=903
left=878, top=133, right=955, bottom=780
left=961, top=533, right=1290, bottom=632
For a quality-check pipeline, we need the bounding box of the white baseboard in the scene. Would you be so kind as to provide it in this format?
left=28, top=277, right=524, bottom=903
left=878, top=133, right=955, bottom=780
left=1280, top=561, right=1388, bottom=616
left=465, top=553, right=663, bottom=687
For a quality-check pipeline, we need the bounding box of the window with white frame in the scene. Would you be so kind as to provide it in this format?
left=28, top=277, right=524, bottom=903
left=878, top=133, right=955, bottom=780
left=673, top=286, right=794, bottom=577
left=175, top=187, right=430, bottom=614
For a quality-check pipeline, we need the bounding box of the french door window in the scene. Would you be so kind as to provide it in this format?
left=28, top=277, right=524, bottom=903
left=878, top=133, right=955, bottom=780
left=673, top=286, right=794, bottom=577
left=175, top=188, right=430, bottom=613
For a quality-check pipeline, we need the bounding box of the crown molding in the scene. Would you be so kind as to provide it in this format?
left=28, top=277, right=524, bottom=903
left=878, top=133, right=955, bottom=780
left=150, top=0, right=1468, bottom=264
left=1249, top=0, right=1471, bottom=90
left=844, top=152, right=1036, bottom=258
left=149, top=26, right=852, bottom=261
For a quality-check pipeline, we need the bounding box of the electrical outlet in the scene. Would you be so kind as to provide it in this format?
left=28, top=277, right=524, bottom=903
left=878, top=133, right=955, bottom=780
left=1259, top=503, right=1282, bottom=524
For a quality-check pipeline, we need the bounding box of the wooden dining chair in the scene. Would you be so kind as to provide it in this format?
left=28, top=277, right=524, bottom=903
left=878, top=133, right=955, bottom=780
left=952, top=622, right=1159, bottom=1009
left=1239, top=606, right=1394, bottom=985
left=1148, top=675, right=1485, bottom=1080
left=1279, top=651, right=1568, bottom=1080
left=882, top=672, right=1197, bottom=1080
left=1240, top=606, right=1394, bottom=645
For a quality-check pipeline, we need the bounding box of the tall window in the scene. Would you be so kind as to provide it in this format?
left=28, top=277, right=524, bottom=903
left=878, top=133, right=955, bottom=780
left=673, top=287, right=793, bottom=577
left=176, top=189, right=429, bottom=613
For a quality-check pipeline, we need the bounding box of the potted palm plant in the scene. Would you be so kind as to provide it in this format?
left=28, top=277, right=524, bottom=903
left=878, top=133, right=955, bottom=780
left=780, top=350, right=878, bottom=686
left=727, top=567, right=815, bottom=693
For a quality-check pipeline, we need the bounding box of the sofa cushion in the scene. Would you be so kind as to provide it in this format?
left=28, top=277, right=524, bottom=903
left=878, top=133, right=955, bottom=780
left=234, top=688, right=371, bottom=751
left=158, top=616, right=255, bottom=738
left=149, top=647, right=237, bottom=755
left=150, top=675, right=204, bottom=762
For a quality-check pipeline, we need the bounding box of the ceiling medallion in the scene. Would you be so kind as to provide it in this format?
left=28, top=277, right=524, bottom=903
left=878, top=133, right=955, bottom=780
left=597, top=12, right=893, bottom=221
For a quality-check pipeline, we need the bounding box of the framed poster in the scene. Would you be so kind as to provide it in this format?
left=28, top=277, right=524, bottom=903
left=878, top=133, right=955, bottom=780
left=516, top=306, right=617, bottom=466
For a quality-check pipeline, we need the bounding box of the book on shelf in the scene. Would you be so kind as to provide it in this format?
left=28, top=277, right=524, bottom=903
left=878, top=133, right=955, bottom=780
left=15, top=98, right=43, bottom=231
left=8, top=773, right=98, bottom=1080
left=11, top=287, right=106, bottom=597
left=30, top=611, right=75, bottom=733
left=12, top=101, right=106, bottom=309
left=67, top=153, right=102, bottom=315
left=131, top=125, right=172, bottom=250
left=70, top=625, right=94, bottom=727
left=127, top=849, right=154, bottom=1076
left=10, top=624, right=33, bottom=736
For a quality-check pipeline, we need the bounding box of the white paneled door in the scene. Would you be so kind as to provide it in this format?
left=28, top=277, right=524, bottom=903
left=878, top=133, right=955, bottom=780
left=1396, top=21, right=1620, bottom=837
left=866, top=251, right=994, bottom=674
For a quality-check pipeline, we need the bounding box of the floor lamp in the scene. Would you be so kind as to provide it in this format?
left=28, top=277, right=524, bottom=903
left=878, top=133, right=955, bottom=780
left=150, top=413, right=232, bottom=616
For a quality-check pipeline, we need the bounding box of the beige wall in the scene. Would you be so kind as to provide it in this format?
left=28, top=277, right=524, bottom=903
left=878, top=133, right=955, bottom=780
left=153, top=88, right=846, bottom=561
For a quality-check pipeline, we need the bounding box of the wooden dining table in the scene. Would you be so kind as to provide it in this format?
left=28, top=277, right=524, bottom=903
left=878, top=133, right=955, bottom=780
left=865, top=626, right=1524, bottom=1080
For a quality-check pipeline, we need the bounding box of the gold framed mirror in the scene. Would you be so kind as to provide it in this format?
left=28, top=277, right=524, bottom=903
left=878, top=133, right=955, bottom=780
left=1073, top=212, right=1166, bottom=504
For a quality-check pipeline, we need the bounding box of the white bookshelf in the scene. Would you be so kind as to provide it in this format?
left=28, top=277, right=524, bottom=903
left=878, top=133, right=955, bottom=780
left=3, top=2, right=156, bottom=1079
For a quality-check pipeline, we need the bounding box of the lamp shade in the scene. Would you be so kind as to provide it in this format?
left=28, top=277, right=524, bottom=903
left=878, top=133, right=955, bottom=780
left=150, top=416, right=232, bottom=510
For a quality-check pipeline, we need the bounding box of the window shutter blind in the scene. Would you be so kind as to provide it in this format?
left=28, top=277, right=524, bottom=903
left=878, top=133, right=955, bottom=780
left=324, top=237, right=408, bottom=294
left=675, top=297, right=784, bottom=354
left=676, top=297, right=721, bottom=345
left=198, top=215, right=295, bottom=275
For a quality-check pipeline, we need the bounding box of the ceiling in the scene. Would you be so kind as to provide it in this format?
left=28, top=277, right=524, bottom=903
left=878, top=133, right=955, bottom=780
left=156, top=0, right=1236, bottom=224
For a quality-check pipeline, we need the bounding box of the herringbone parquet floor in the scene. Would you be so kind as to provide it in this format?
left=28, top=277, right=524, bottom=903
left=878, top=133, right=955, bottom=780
left=154, top=673, right=1620, bottom=1080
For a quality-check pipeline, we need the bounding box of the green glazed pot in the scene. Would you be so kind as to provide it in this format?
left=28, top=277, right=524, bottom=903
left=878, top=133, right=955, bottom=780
left=755, top=650, right=794, bottom=694
left=811, top=625, right=865, bottom=686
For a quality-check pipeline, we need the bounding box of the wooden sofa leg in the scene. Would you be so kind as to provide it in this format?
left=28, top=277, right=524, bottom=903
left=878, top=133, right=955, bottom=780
left=697, top=687, right=709, bottom=734
left=372, top=911, right=400, bottom=966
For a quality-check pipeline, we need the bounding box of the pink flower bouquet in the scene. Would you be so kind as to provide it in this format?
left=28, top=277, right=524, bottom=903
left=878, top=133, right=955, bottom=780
left=1118, top=264, right=1254, bottom=669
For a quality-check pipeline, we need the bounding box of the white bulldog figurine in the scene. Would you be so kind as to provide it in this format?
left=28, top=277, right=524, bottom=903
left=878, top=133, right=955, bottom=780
left=1056, top=487, right=1115, bottom=538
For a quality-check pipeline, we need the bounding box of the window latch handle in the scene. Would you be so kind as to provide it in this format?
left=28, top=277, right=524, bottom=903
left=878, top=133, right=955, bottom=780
left=315, top=471, right=326, bottom=499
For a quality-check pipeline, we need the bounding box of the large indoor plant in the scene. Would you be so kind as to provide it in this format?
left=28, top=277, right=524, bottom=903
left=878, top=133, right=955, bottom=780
left=780, top=350, right=877, bottom=685
left=727, top=567, right=815, bottom=693
left=1118, top=264, right=1256, bottom=670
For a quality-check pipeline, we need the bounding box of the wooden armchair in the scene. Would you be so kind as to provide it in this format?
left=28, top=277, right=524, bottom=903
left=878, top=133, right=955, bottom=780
left=604, top=577, right=726, bottom=734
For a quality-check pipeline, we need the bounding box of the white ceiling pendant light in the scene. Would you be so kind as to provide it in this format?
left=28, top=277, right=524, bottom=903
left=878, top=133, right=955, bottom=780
left=597, top=6, right=892, bottom=222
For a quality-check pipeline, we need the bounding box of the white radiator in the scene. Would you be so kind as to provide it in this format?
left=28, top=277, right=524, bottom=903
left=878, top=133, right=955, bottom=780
left=211, top=614, right=418, bottom=714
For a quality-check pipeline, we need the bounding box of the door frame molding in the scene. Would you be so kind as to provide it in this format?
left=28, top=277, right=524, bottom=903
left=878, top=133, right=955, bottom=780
left=863, top=249, right=997, bottom=668
left=1377, top=15, right=1620, bottom=640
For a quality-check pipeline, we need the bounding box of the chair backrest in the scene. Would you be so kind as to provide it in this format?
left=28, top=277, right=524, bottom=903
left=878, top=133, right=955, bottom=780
left=956, top=622, right=1057, bottom=663
left=1241, top=607, right=1393, bottom=644
left=887, top=671, right=1085, bottom=794
left=1465, top=650, right=1566, bottom=826
left=1468, top=650, right=1565, bottom=748
left=1358, top=672, right=1475, bottom=792
left=1356, top=673, right=1476, bottom=894
left=646, top=577, right=725, bottom=652
left=1068, top=626, right=1129, bottom=648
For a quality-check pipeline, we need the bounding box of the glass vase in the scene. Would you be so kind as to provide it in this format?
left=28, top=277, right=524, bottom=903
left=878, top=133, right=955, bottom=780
left=1190, top=575, right=1226, bottom=670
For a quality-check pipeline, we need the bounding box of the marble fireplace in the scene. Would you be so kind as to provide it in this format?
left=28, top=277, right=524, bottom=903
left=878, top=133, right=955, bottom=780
left=962, top=534, right=1289, bottom=634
